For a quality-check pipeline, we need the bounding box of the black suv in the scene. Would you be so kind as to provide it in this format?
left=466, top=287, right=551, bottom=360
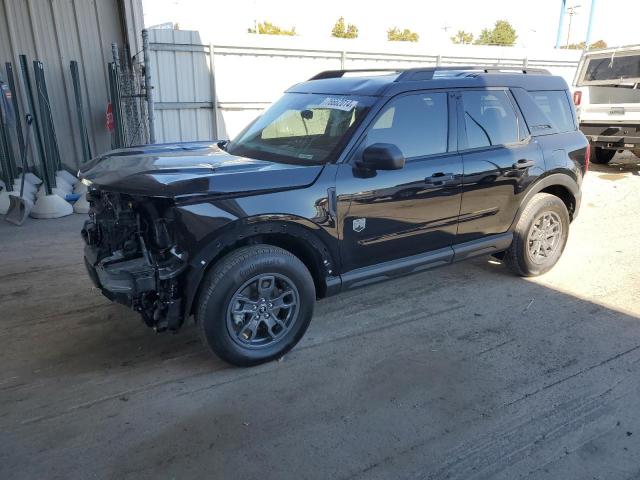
left=80, top=67, right=589, bottom=366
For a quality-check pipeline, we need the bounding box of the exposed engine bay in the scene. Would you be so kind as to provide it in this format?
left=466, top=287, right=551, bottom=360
left=81, top=187, right=187, bottom=331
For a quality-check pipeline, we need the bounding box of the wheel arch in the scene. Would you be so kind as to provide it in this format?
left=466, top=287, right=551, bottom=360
left=511, top=174, right=580, bottom=229
left=539, top=184, right=576, bottom=219
left=182, top=216, right=339, bottom=322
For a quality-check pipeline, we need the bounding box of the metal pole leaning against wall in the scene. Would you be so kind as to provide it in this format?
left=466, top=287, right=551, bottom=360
left=32, top=62, right=56, bottom=193
left=34, top=61, right=63, bottom=173
left=5, top=63, right=24, bottom=160
left=0, top=97, right=16, bottom=190
left=19, top=55, right=50, bottom=194
left=70, top=61, right=92, bottom=163
left=107, top=61, right=125, bottom=149
left=142, top=29, right=156, bottom=144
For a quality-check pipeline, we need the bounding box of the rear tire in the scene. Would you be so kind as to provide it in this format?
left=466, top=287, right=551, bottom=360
left=591, top=147, right=616, bottom=164
left=505, top=193, right=570, bottom=277
left=196, top=245, right=315, bottom=367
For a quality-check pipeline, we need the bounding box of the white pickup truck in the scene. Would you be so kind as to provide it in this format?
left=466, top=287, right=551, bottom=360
left=573, top=45, right=640, bottom=164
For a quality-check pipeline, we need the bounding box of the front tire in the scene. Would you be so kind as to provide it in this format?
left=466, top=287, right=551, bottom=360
left=591, top=147, right=616, bottom=164
left=505, top=193, right=570, bottom=277
left=196, top=245, right=315, bottom=367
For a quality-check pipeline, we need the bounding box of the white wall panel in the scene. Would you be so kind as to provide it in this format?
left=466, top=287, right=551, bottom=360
left=148, top=28, right=215, bottom=143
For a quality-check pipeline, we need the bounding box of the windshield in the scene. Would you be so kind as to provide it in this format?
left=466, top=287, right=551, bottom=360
left=227, top=93, right=374, bottom=164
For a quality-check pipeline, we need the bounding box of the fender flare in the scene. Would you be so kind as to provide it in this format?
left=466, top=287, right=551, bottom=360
left=510, top=173, right=581, bottom=230
left=181, top=215, right=339, bottom=322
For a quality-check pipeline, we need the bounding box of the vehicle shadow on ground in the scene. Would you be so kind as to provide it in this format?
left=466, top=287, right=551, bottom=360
left=589, top=151, right=640, bottom=176
left=3, top=248, right=637, bottom=381
left=96, top=257, right=640, bottom=480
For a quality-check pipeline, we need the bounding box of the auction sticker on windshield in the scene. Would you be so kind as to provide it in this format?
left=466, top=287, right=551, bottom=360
left=317, top=97, right=358, bottom=111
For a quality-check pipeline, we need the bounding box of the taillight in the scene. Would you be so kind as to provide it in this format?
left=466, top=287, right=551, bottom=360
left=585, top=143, right=590, bottom=172
left=573, top=90, right=582, bottom=106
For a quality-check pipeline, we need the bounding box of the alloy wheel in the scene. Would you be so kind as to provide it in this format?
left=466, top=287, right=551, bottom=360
left=526, top=211, right=563, bottom=264
left=226, top=273, right=300, bottom=349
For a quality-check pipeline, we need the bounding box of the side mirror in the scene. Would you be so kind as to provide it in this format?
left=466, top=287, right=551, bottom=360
left=358, top=143, right=405, bottom=171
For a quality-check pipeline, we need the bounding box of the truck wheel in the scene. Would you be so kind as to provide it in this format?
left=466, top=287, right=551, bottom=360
left=196, top=245, right=315, bottom=367
left=505, top=193, right=570, bottom=277
left=591, top=147, right=616, bottom=164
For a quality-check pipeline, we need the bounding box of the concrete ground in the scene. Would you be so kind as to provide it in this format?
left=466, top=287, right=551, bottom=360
left=1, top=153, right=640, bottom=480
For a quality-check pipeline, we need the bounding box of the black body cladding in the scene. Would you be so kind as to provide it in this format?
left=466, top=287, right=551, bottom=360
left=80, top=67, right=588, bottom=334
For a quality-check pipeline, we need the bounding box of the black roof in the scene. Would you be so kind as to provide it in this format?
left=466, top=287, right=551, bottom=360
left=286, top=67, right=569, bottom=96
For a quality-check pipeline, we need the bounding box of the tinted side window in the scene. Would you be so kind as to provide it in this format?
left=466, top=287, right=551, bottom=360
left=461, top=90, right=519, bottom=148
left=530, top=90, right=575, bottom=133
left=365, top=92, right=448, bottom=159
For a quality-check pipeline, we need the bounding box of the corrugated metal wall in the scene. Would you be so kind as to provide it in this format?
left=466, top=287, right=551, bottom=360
left=0, top=0, right=143, bottom=171
left=148, top=29, right=217, bottom=144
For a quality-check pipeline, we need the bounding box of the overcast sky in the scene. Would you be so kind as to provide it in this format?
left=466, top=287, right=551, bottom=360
left=143, top=0, right=639, bottom=48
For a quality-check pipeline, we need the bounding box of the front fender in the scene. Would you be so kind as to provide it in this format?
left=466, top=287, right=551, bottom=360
left=180, top=215, right=339, bottom=322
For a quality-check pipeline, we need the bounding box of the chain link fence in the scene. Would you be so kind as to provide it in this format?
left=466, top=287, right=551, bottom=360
left=108, top=42, right=151, bottom=149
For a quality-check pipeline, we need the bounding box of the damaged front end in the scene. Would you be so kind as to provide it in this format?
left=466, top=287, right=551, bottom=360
left=82, top=187, right=188, bottom=331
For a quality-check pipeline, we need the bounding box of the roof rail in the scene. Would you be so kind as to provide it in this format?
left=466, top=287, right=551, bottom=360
left=395, top=66, right=551, bottom=81
left=308, top=66, right=551, bottom=82
left=308, top=69, right=400, bottom=80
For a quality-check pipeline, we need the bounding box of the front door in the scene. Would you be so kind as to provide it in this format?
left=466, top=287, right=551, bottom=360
left=336, top=91, right=463, bottom=273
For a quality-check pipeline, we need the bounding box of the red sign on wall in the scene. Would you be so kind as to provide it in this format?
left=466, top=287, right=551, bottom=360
left=106, top=103, right=114, bottom=132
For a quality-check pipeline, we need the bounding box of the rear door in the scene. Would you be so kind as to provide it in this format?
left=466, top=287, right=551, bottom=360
left=456, top=88, right=545, bottom=243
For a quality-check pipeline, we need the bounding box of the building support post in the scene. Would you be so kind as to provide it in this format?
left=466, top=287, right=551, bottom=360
left=555, top=0, right=567, bottom=48
left=585, top=0, right=597, bottom=50
left=142, top=29, right=156, bottom=144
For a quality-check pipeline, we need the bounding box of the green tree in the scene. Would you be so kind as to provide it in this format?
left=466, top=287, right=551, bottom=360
left=331, top=17, right=358, bottom=39
left=474, top=20, right=517, bottom=46
left=589, top=39, right=608, bottom=50
left=562, top=39, right=607, bottom=50
left=248, top=21, right=296, bottom=36
left=450, top=30, right=474, bottom=45
left=387, top=27, right=419, bottom=42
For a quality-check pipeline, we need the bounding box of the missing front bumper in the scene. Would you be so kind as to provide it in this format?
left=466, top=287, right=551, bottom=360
left=84, top=245, right=187, bottom=330
left=84, top=246, right=155, bottom=303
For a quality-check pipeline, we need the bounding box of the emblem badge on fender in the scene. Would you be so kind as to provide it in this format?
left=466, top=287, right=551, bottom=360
left=352, top=218, right=366, bottom=233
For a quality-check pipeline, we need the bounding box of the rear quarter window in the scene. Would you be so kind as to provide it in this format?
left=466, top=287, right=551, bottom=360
left=530, top=90, right=575, bottom=133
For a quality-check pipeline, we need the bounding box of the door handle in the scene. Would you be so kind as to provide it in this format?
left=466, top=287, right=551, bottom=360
left=425, top=172, right=455, bottom=185
left=512, top=159, right=535, bottom=169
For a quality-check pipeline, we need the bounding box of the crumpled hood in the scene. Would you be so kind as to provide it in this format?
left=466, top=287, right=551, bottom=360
left=79, top=141, right=325, bottom=200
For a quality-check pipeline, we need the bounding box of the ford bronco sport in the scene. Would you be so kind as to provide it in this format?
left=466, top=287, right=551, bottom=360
left=80, top=67, right=589, bottom=366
